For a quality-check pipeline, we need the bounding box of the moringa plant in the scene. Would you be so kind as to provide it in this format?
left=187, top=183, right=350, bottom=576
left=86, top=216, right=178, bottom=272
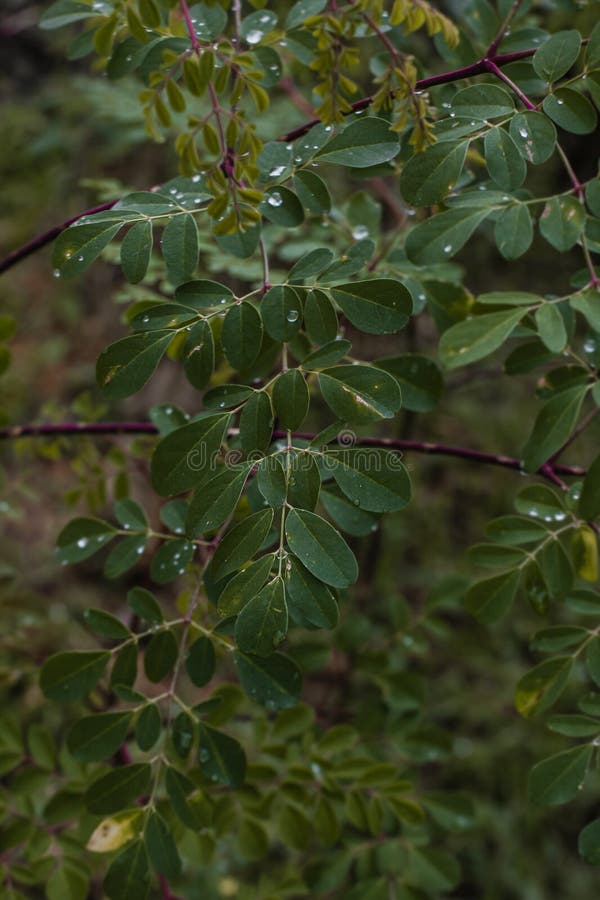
left=1, top=0, right=600, bottom=897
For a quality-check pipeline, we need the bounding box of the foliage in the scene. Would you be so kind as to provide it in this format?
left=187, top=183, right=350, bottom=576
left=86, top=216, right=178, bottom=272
left=1, top=0, right=600, bottom=898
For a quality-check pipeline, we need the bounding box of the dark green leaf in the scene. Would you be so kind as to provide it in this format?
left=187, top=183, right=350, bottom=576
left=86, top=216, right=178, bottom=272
left=144, top=629, right=178, bottom=682
left=67, top=713, right=132, bottom=762
left=151, top=414, right=230, bottom=496
left=197, top=724, right=246, bottom=787
left=145, top=811, right=182, bottom=878
left=330, top=279, right=411, bottom=334
left=375, top=354, right=443, bottom=412
left=400, top=142, right=468, bottom=207
left=522, top=385, right=587, bottom=472
left=528, top=744, right=592, bottom=806
left=235, top=651, right=302, bottom=709
left=235, top=576, right=288, bottom=656
left=515, top=657, right=573, bottom=717
left=543, top=89, right=598, bottom=134
left=272, top=369, right=310, bottom=430
left=261, top=285, right=303, bottom=341
left=161, top=213, right=199, bottom=285
left=465, top=570, right=520, bottom=623
left=239, top=391, right=273, bottom=452
left=121, top=220, right=152, bottom=284
left=210, top=509, right=274, bottom=581
left=318, top=364, right=401, bottom=423
left=185, top=636, right=215, bottom=687
left=285, top=508, right=358, bottom=588
left=53, top=221, right=121, bottom=277
left=128, top=586, right=163, bottom=624
left=285, top=556, right=338, bottom=628
left=315, top=117, right=399, bottom=168
left=97, top=331, right=173, bottom=399
left=40, top=651, right=110, bottom=702
left=509, top=111, right=557, bottom=164
left=85, top=764, right=152, bottom=814
left=439, top=308, right=526, bottom=369
left=104, top=840, right=150, bottom=900
left=217, top=554, right=276, bottom=616
left=533, top=30, right=582, bottom=82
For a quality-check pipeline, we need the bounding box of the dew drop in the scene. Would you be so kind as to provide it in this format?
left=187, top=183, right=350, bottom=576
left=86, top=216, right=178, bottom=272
left=286, top=308, right=299, bottom=323
left=351, top=224, right=369, bottom=240
left=267, top=191, right=283, bottom=207
left=76, top=537, right=89, bottom=549
left=246, top=29, right=263, bottom=44
left=443, top=244, right=453, bottom=254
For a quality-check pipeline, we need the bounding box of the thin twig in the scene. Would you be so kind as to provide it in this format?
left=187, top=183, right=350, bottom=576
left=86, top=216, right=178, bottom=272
left=486, top=0, right=523, bottom=58
left=0, top=420, right=586, bottom=479
left=179, top=0, right=199, bottom=53
left=485, top=59, right=536, bottom=110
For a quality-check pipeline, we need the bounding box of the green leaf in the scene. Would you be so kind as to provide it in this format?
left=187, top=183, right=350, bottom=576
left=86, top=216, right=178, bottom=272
left=67, top=713, right=132, bottom=762
left=235, top=576, right=288, bottom=656
left=197, top=723, right=246, bottom=787
left=161, top=213, right=199, bottom=285
left=221, top=302, right=263, bottom=371
left=235, top=651, right=302, bottom=709
left=285, top=508, right=358, bottom=588
left=515, top=484, right=566, bottom=519
left=294, top=170, right=331, bottom=214
left=407, top=846, right=460, bottom=893
left=261, top=285, right=303, bottom=341
left=321, top=484, right=378, bottom=536
left=85, top=764, right=152, bottom=814
left=515, top=657, right=573, bottom=717
left=256, top=456, right=287, bottom=508
left=528, top=744, right=592, bottom=806
left=150, top=414, right=230, bottom=496
left=164, top=766, right=204, bottom=829
left=261, top=187, right=304, bottom=227
left=40, top=651, right=110, bottom=702
left=175, top=279, right=234, bottom=308
left=84, top=608, right=131, bottom=640
left=318, top=364, right=401, bottom=423
left=547, top=714, right=600, bottom=737
left=330, top=279, right=411, bottom=334
left=533, top=30, right=582, bottom=82
left=579, top=818, right=600, bottom=864
left=185, top=636, right=216, bottom=687
left=128, top=586, right=163, bottom=624
left=135, top=704, right=161, bottom=751
left=289, top=249, right=335, bottom=282
left=187, top=464, right=251, bottom=536
left=182, top=319, right=215, bottom=389
left=150, top=538, right=195, bottom=583
left=570, top=288, right=600, bottom=332
left=210, top=509, right=274, bottom=581
left=539, top=196, right=585, bottom=251
left=375, top=354, right=443, bottom=412
left=485, top=515, right=548, bottom=544
left=239, top=391, right=274, bottom=452
left=439, top=308, right=526, bottom=369
left=405, top=207, right=491, bottom=264
left=285, top=0, right=327, bottom=29
left=145, top=811, right=182, bottom=879
left=204, top=384, right=254, bottom=409
left=104, top=535, right=147, bottom=579
left=272, top=369, right=310, bottom=430
left=586, top=179, right=600, bottom=218
left=56, top=517, right=116, bottom=563
left=522, top=385, right=587, bottom=473
left=302, top=338, right=351, bottom=369
left=465, top=570, right=520, bottom=623
left=97, top=331, right=173, bottom=399
left=580, top=453, right=600, bottom=520
left=509, top=111, right=557, bottom=164
left=315, top=117, right=399, bottom=167
left=144, top=629, right=178, bottom=682
left=40, top=0, right=111, bottom=29
left=484, top=127, right=526, bottom=191
left=53, top=221, right=122, bottom=277
left=217, top=554, right=276, bottom=616
left=120, top=220, right=152, bottom=284
left=287, top=451, right=321, bottom=509
left=104, top=840, right=151, bottom=900
left=451, top=84, right=514, bottom=119
left=285, top=556, right=339, bottom=628
left=535, top=303, right=567, bottom=351
left=494, top=204, right=533, bottom=259
left=303, top=289, right=338, bottom=344
left=327, top=448, right=411, bottom=512
left=400, top=141, right=467, bottom=207
left=543, top=89, right=598, bottom=134
left=172, top=710, right=195, bottom=759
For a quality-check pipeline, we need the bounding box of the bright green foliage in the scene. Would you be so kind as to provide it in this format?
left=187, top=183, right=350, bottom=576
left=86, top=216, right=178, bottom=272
left=2, top=0, right=600, bottom=898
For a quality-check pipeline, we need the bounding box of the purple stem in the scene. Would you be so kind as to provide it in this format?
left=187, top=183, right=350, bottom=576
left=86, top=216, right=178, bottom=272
left=485, top=59, right=536, bottom=110
left=0, top=420, right=585, bottom=479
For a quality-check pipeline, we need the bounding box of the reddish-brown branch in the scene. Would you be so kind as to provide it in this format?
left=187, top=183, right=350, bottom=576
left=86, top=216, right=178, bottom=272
left=0, top=420, right=586, bottom=480
left=0, top=43, right=551, bottom=279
